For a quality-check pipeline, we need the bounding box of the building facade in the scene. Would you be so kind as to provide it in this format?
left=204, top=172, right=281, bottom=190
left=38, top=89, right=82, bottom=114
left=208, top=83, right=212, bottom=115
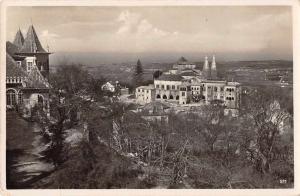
left=135, top=85, right=155, bottom=104
left=6, top=25, right=51, bottom=117
left=135, top=56, right=241, bottom=114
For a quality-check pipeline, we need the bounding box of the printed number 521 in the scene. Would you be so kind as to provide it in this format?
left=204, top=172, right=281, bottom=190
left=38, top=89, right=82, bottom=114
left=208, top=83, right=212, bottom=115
left=280, top=179, right=287, bottom=184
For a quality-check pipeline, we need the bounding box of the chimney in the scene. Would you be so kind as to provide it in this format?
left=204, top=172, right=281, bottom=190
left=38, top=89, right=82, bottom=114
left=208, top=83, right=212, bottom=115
left=211, top=55, right=217, bottom=79
left=203, top=56, right=210, bottom=79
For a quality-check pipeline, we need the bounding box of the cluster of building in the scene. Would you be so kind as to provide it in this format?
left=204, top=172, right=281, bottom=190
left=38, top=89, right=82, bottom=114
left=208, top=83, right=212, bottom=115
left=6, top=25, right=51, bottom=117
left=5, top=25, right=241, bottom=117
left=101, top=81, right=130, bottom=95
left=136, top=56, right=241, bottom=116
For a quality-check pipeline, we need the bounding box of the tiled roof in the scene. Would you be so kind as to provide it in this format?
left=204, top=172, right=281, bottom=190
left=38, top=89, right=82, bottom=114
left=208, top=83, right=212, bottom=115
left=19, top=25, right=47, bottom=53
left=13, top=29, right=24, bottom=50
left=143, top=101, right=171, bottom=110
left=156, top=74, right=183, bottom=81
left=6, top=54, right=27, bottom=77
left=6, top=41, right=19, bottom=56
left=137, top=84, right=155, bottom=90
left=180, top=71, right=198, bottom=77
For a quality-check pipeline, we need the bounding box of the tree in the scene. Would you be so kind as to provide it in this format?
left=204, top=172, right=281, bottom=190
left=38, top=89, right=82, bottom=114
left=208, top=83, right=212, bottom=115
left=153, top=70, right=163, bottom=79
left=241, top=87, right=291, bottom=175
left=132, top=59, right=144, bottom=88
left=197, top=105, right=226, bottom=152
left=49, top=64, right=91, bottom=96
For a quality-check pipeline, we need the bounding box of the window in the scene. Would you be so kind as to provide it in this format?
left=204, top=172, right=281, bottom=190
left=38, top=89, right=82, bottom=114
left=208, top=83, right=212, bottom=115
left=166, top=85, right=170, bottom=90
left=156, top=94, right=161, bottom=99
left=6, top=89, right=16, bottom=106
left=18, top=91, right=23, bottom=104
left=27, top=62, right=33, bottom=72
left=17, top=61, right=21, bottom=66
left=162, top=85, right=165, bottom=89
left=170, top=95, right=174, bottom=99
left=172, top=85, right=175, bottom=90
left=220, top=96, right=224, bottom=99
left=191, top=87, right=194, bottom=90
left=138, top=89, right=140, bottom=92
left=182, top=92, right=185, bottom=96
left=214, top=87, right=218, bottom=92
left=156, top=85, right=159, bottom=89
left=220, top=87, right=224, bottom=91
left=177, top=86, right=179, bottom=90
left=176, top=95, right=179, bottom=100
left=163, top=95, right=167, bottom=99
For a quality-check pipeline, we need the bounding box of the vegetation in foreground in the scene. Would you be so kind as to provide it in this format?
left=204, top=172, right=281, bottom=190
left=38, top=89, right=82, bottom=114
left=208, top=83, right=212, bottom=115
left=29, top=63, right=293, bottom=188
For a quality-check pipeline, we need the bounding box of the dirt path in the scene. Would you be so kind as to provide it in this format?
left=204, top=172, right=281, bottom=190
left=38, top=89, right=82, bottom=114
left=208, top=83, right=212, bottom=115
left=6, top=111, right=54, bottom=189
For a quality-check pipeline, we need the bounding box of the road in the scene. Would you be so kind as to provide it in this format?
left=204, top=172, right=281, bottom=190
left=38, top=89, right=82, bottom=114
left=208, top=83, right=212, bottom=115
left=6, top=111, right=54, bottom=189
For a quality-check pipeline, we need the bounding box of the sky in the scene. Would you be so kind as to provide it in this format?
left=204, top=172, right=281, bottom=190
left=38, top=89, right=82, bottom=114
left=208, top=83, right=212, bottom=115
left=6, top=6, right=293, bottom=62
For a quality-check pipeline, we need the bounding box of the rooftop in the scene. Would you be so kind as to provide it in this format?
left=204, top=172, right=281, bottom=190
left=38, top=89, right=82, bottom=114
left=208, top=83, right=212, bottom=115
left=137, top=84, right=155, bottom=90
left=13, top=29, right=24, bottom=50
left=227, top=81, right=241, bottom=86
left=6, top=41, right=19, bottom=56
left=155, top=74, right=183, bottom=81
left=19, top=25, right=48, bottom=54
left=6, top=54, right=27, bottom=77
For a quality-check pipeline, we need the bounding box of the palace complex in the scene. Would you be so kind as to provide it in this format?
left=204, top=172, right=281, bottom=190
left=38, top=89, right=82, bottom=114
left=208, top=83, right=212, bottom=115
left=136, top=56, right=241, bottom=116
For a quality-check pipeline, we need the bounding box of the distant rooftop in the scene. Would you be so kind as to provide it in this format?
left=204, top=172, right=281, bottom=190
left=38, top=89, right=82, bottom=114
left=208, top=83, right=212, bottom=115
left=137, top=84, right=155, bottom=89
left=155, top=74, right=183, bottom=81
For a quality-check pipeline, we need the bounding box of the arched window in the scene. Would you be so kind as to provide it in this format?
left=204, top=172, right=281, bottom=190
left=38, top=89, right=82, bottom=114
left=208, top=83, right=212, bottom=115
left=163, top=95, right=167, bottom=99
left=176, top=95, right=179, bottom=100
left=6, top=89, right=17, bottom=106
left=169, top=95, right=174, bottom=99
left=156, top=94, right=161, bottom=99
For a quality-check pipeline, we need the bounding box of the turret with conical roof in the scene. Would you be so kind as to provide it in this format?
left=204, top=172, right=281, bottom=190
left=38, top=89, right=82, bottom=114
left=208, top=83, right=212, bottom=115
left=202, top=56, right=210, bottom=79
left=13, top=28, right=24, bottom=51
left=210, top=55, right=217, bottom=79
left=19, top=25, right=47, bottom=53
left=16, top=25, right=51, bottom=80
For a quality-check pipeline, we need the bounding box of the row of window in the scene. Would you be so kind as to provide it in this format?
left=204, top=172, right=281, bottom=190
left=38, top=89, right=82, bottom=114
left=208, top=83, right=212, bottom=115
left=156, top=84, right=179, bottom=90
left=137, top=89, right=150, bottom=93
left=207, top=86, right=224, bottom=92
left=226, top=88, right=235, bottom=92
left=27, top=61, right=48, bottom=72
left=191, top=87, right=201, bottom=91
left=156, top=94, right=180, bottom=100
left=226, top=97, right=235, bottom=100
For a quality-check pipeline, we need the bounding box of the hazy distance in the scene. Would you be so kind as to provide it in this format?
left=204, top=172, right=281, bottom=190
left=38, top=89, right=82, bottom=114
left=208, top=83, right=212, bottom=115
left=7, top=6, right=293, bottom=64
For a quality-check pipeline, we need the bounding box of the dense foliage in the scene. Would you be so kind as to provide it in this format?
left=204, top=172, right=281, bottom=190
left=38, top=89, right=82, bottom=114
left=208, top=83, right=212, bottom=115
left=36, top=64, right=293, bottom=189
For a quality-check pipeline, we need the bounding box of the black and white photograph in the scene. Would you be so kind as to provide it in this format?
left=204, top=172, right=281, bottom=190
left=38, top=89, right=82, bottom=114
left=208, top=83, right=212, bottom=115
left=2, top=0, right=298, bottom=194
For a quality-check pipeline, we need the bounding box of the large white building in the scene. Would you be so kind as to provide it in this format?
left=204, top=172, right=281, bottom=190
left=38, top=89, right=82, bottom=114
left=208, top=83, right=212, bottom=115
left=135, top=56, right=241, bottom=115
